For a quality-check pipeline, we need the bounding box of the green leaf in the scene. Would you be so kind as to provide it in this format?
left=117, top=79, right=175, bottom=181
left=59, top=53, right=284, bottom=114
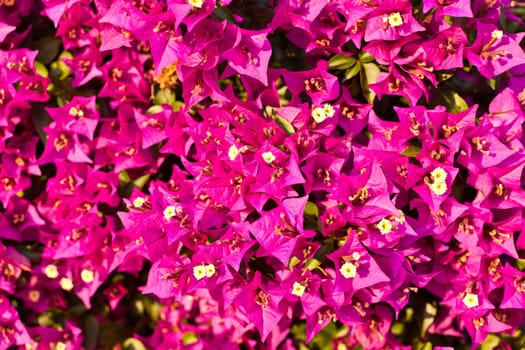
left=37, top=309, right=63, bottom=327
left=83, top=314, right=99, bottom=350
left=421, top=302, right=437, bottom=337
left=480, top=334, right=501, bottom=350
left=516, top=259, right=525, bottom=271
left=328, top=54, right=356, bottom=70
left=273, top=113, right=295, bottom=135
left=343, top=63, right=361, bottom=81
left=142, top=296, right=163, bottom=322
left=401, top=145, right=421, bottom=157
left=212, top=6, right=237, bottom=23
left=360, top=63, right=380, bottom=103
left=390, top=322, right=404, bottom=336
left=182, top=332, right=199, bottom=345
left=146, top=105, right=164, bottom=114
left=98, top=322, right=129, bottom=349
left=305, top=258, right=321, bottom=271
left=119, top=171, right=131, bottom=184
left=289, top=256, right=301, bottom=268
left=34, top=61, right=48, bottom=78
left=34, top=37, right=62, bottom=65
left=122, top=338, right=148, bottom=350
left=358, top=51, right=374, bottom=63
left=154, top=89, right=176, bottom=106
left=304, top=201, right=319, bottom=217
left=419, top=342, right=432, bottom=350
left=32, top=104, right=52, bottom=143
left=436, top=90, right=468, bottom=113
left=172, top=100, right=185, bottom=112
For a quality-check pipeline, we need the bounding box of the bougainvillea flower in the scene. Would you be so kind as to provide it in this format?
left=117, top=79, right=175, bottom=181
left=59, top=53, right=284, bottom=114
left=46, top=96, right=100, bottom=140
left=222, top=28, right=272, bottom=86
left=328, top=231, right=390, bottom=294
left=38, top=128, right=92, bottom=165
left=466, top=23, right=525, bottom=78
left=364, top=1, right=424, bottom=42
left=250, top=197, right=312, bottom=266
left=461, top=310, right=512, bottom=349
left=422, top=0, right=473, bottom=18
left=0, top=294, right=31, bottom=348
left=278, top=61, right=340, bottom=104
left=0, top=197, right=44, bottom=242
left=421, top=26, right=468, bottom=70
left=234, top=272, right=284, bottom=341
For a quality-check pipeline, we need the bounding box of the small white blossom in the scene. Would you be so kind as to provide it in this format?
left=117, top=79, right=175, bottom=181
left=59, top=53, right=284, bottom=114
left=431, top=167, right=448, bottom=183
left=430, top=181, right=448, bottom=196
left=462, top=293, right=479, bottom=308
left=291, top=282, right=306, bottom=297
left=340, top=261, right=357, bottom=279
left=80, top=269, right=94, bottom=283
left=44, top=265, right=59, bottom=279
left=388, top=12, right=403, bottom=28
left=133, top=197, right=146, bottom=208
left=311, top=107, right=327, bottom=123
left=60, top=277, right=74, bottom=291
left=193, top=264, right=207, bottom=280
left=188, top=0, right=204, bottom=8
left=163, top=205, right=177, bottom=221
left=377, top=218, right=393, bottom=235
left=205, top=264, right=216, bottom=278
left=491, top=30, right=503, bottom=40
left=228, top=145, right=240, bottom=161
left=262, top=151, right=276, bottom=164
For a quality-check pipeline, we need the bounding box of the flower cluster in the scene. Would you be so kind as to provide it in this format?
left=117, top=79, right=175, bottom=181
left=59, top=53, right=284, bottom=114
left=1, top=0, right=525, bottom=349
